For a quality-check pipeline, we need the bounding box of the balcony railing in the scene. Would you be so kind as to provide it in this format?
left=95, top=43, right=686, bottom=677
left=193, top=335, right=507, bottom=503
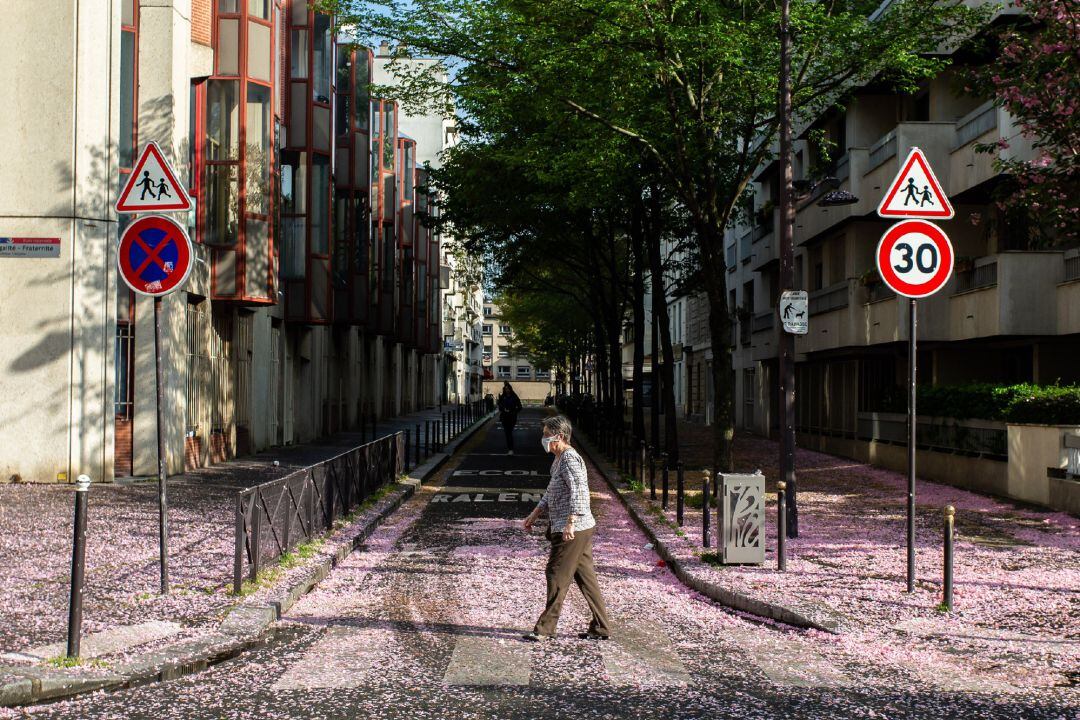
left=953, top=102, right=998, bottom=150
left=954, top=260, right=998, bottom=294
left=1065, top=251, right=1080, bottom=282
left=752, top=311, right=775, bottom=334
left=868, top=131, right=898, bottom=171
left=809, top=281, right=849, bottom=315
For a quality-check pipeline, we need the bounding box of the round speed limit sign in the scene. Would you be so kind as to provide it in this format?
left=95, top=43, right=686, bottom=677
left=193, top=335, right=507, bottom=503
left=876, top=219, right=954, bottom=298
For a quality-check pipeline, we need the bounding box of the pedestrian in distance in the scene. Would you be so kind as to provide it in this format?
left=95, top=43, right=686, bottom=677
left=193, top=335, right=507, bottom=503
left=497, top=382, right=522, bottom=455
left=522, top=415, right=612, bottom=642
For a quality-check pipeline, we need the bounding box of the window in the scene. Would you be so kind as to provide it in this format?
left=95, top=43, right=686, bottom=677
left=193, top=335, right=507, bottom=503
left=499, top=324, right=511, bottom=334
left=248, top=0, right=269, bottom=20
left=290, top=30, right=308, bottom=79
left=245, top=84, right=271, bottom=216
left=496, top=365, right=511, bottom=379
left=312, top=14, right=332, bottom=103
left=119, top=30, right=136, bottom=169
left=536, top=369, right=550, bottom=380
left=483, top=306, right=492, bottom=316
left=516, top=366, right=532, bottom=379
left=403, top=143, right=414, bottom=203
left=352, top=52, right=369, bottom=131
left=310, top=155, right=329, bottom=254
left=481, top=324, right=492, bottom=335
left=498, top=348, right=510, bottom=358
left=381, top=225, right=395, bottom=288
left=280, top=150, right=306, bottom=279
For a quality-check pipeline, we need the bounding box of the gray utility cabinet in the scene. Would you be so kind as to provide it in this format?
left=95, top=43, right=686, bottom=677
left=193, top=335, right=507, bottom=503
left=719, top=472, right=766, bottom=565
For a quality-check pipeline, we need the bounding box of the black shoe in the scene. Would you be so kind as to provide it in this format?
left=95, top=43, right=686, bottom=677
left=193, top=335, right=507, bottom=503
left=578, top=632, right=610, bottom=640
left=522, top=631, right=554, bottom=642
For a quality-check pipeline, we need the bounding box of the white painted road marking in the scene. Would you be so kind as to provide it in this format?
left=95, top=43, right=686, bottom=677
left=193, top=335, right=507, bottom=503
left=723, top=625, right=852, bottom=688
left=600, top=623, right=692, bottom=687
left=442, top=635, right=532, bottom=686
left=432, top=493, right=544, bottom=503
left=271, top=626, right=394, bottom=691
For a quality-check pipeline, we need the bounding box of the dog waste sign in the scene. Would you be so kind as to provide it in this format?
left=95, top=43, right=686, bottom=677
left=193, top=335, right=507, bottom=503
left=779, top=290, right=808, bottom=334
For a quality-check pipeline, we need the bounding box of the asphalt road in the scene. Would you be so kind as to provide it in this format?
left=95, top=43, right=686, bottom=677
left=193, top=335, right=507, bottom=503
left=22, top=409, right=1077, bottom=719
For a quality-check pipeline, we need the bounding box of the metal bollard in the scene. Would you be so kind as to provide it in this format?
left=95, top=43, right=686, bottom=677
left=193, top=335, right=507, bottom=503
left=777, top=480, right=787, bottom=571
left=702, top=471, right=711, bottom=548
left=405, top=428, right=412, bottom=470
left=67, top=474, right=91, bottom=658
left=661, top=453, right=669, bottom=510
left=676, top=461, right=685, bottom=526
left=649, top=447, right=656, bottom=500
left=943, top=505, right=955, bottom=611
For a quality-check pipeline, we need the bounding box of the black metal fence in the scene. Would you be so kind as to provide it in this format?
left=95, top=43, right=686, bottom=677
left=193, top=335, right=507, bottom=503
left=233, top=432, right=403, bottom=593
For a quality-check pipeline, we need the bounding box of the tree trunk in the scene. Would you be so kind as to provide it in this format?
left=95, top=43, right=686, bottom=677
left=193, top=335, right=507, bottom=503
left=700, top=235, right=734, bottom=475
left=648, top=235, right=679, bottom=463
left=630, top=204, right=647, bottom=444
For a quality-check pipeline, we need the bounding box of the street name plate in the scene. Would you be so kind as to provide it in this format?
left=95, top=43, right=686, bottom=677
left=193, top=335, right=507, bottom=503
left=0, top=238, right=60, bottom=258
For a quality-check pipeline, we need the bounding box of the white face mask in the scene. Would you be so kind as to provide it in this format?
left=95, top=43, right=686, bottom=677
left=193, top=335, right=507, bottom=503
left=541, top=435, right=558, bottom=453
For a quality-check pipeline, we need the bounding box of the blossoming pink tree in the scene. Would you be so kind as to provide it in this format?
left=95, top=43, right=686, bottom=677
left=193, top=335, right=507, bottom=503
left=971, top=0, right=1079, bottom=246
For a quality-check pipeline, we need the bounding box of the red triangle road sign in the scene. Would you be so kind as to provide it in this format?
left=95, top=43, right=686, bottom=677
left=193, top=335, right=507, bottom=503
left=116, top=141, right=192, bottom=214
left=877, top=147, right=954, bottom=219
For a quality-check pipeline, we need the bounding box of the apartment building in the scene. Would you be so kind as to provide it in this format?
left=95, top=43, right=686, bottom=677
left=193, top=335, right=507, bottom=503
left=481, top=300, right=553, bottom=403
left=0, top=1, right=448, bottom=484
left=693, top=3, right=1080, bottom=496
left=372, top=44, right=481, bottom=405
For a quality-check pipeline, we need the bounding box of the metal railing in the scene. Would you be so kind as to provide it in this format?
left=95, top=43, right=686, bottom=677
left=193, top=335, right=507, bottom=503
left=954, top=260, right=998, bottom=293
left=809, top=281, right=849, bottom=315
left=233, top=432, right=403, bottom=593
left=953, top=102, right=998, bottom=150
left=1065, top=252, right=1080, bottom=283
left=857, top=412, right=1007, bottom=459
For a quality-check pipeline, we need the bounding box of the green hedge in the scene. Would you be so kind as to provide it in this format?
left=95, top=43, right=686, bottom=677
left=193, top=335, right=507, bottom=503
left=882, top=383, right=1080, bottom=425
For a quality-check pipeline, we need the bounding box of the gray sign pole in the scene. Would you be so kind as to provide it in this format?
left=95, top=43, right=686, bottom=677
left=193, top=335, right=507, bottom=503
left=155, top=297, right=170, bottom=595
left=907, top=299, right=917, bottom=592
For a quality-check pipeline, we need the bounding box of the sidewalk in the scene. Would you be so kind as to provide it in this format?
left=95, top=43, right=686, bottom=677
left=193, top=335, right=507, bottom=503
left=579, top=428, right=1080, bottom=690
left=0, top=405, right=469, bottom=662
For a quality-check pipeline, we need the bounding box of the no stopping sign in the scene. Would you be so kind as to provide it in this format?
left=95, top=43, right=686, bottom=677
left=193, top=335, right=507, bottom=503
left=876, top=220, right=954, bottom=298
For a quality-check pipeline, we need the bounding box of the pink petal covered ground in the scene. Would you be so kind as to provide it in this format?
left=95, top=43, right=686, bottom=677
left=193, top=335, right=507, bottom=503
left=604, top=433, right=1079, bottom=686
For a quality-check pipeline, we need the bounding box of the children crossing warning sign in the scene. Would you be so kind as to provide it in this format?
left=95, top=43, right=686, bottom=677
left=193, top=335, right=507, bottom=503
left=115, top=142, right=192, bottom=213
left=877, top=147, right=954, bottom=220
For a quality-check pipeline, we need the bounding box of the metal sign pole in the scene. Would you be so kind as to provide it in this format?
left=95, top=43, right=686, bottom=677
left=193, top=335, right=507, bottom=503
left=155, top=297, right=170, bottom=595
left=907, top=298, right=917, bottom=592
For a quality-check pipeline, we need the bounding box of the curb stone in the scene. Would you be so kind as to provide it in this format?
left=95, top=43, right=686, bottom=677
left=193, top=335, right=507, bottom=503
left=574, top=434, right=845, bottom=634
left=0, top=414, right=494, bottom=709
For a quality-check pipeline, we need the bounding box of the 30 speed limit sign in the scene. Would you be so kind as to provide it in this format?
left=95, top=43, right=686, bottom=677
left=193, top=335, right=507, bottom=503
left=876, top=219, right=954, bottom=298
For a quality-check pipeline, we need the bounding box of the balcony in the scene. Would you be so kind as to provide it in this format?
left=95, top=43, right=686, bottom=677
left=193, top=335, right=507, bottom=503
left=751, top=310, right=778, bottom=361
left=750, top=210, right=778, bottom=271
left=794, top=147, right=869, bottom=244
left=796, top=280, right=860, bottom=355
left=950, top=252, right=1063, bottom=340
left=862, top=122, right=955, bottom=209
left=809, top=281, right=849, bottom=316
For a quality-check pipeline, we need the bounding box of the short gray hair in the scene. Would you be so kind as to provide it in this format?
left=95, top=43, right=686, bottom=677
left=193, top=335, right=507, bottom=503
left=541, top=414, right=573, bottom=440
